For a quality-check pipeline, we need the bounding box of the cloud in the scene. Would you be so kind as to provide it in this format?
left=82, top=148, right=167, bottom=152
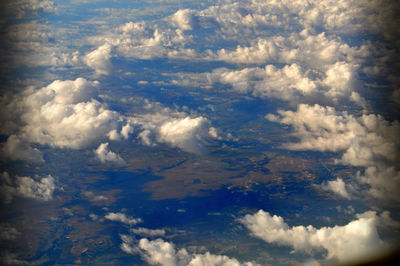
left=94, top=142, right=125, bottom=165
left=321, top=178, right=352, bottom=199
left=2, top=0, right=57, bottom=19
left=0, top=224, right=20, bottom=241
left=2, top=21, right=79, bottom=68
left=266, top=104, right=400, bottom=204
left=121, top=237, right=258, bottom=266
left=0, top=78, right=219, bottom=159
left=84, top=43, right=113, bottom=75
left=127, top=99, right=218, bottom=154
left=170, top=9, right=197, bottom=30
left=209, top=29, right=369, bottom=66
left=88, top=21, right=195, bottom=62
left=356, top=166, right=400, bottom=203
left=266, top=104, right=399, bottom=167
left=1, top=78, right=119, bottom=150
left=1, top=135, right=44, bottom=163
left=178, top=61, right=363, bottom=106
left=82, top=191, right=108, bottom=202
left=158, top=117, right=211, bottom=154
left=131, top=227, right=166, bottom=237
left=20, top=78, right=119, bottom=149
left=239, top=210, right=383, bottom=262
left=0, top=172, right=56, bottom=204
left=104, top=212, right=142, bottom=225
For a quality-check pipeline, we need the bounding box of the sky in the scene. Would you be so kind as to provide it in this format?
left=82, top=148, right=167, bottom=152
left=0, top=0, right=399, bottom=265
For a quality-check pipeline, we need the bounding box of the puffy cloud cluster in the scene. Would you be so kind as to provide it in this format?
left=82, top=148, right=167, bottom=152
left=266, top=104, right=399, bottom=166
left=210, top=32, right=368, bottom=67
left=121, top=237, right=258, bottom=266
left=1, top=21, right=80, bottom=68
left=85, top=20, right=195, bottom=71
left=104, top=212, right=142, bottom=226
left=266, top=104, right=400, bottom=203
left=169, top=0, right=394, bottom=37
left=0, top=77, right=218, bottom=163
left=3, top=78, right=120, bottom=149
left=239, top=210, right=382, bottom=262
left=126, top=100, right=218, bottom=154
left=0, top=172, right=56, bottom=204
left=177, top=61, right=363, bottom=106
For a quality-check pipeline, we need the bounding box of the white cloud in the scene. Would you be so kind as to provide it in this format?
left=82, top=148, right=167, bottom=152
left=0, top=78, right=219, bottom=158
left=94, top=142, right=125, bottom=165
left=131, top=227, right=166, bottom=237
left=1, top=78, right=120, bottom=150
left=266, top=104, right=400, bottom=203
left=357, top=166, right=400, bottom=203
left=3, top=0, right=56, bottom=19
left=321, top=178, right=352, bottom=199
left=1, top=135, right=44, bottom=163
left=120, top=123, right=133, bottom=139
left=158, top=117, right=211, bottom=154
left=209, top=30, right=368, bottom=67
left=121, top=237, right=258, bottom=266
left=170, top=9, right=197, bottom=31
left=90, top=21, right=195, bottom=61
left=2, top=21, right=79, bottom=68
left=104, top=212, right=142, bottom=225
left=126, top=100, right=218, bottom=153
left=180, top=61, right=363, bottom=106
left=266, top=104, right=399, bottom=167
left=84, top=43, right=113, bottom=75
left=240, top=210, right=383, bottom=262
left=0, top=172, right=56, bottom=204
left=20, top=78, right=120, bottom=149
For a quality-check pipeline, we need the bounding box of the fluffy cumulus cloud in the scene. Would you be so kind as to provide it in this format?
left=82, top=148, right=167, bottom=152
left=104, top=212, right=142, bottom=225
left=5, top=78, right=119, bottom=149
left=321, top=178, right=352, bottom=199
left=266, top=104, right=400, bottom=203
left=170, top=9, right=197, bottom=31
left=240, top=210, right=383, bottom=263
left=1, top=135, right=44, bottom=163
left=0, top=77, right=218, bottom=162
left=94, top=142, right=125, bottom=165
left=1, top=20, right=80, bottom=68
left=86, top=20, right=195, bottom=65
left=0, top=172, right=56, bottom=204
left=176, top=61, right=362, bottom=106
left=158, top=117, right=211, bottom=154
left=210, top=32, right=368, bottom=67
left=84, top=43, right=113, bottom=75
left=120, top=237, right=258, bottom=266
left=266, top=104, right=399, bottom=164
left=126, top=100, right=218, bottom=154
